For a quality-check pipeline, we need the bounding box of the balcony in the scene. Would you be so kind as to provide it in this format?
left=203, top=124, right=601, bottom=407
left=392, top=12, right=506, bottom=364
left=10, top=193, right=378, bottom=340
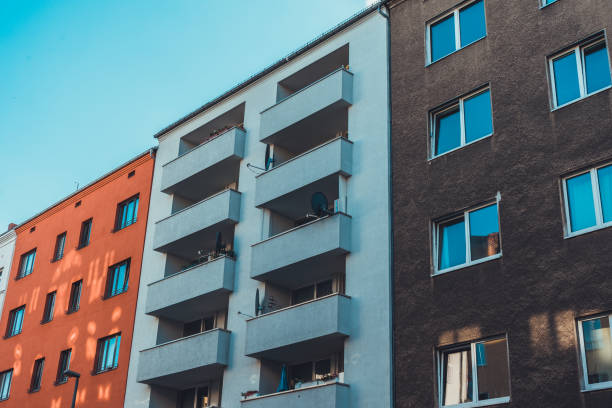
left=161, top=127, right=246, bottom=201
left=259, top=69, right=353, bottom=150
left=241, top=383, right=349, bottom=408
left=145, top=256, right=235, bottom=322
left=255, top=137, right=352, bottom=212
left=137, top=329, right=230, bottom=389
left=153, top=189, right=241, bottom=259
left=245, top=294, right=351, bottom=362
left=251, top=213, right=351, bottom=288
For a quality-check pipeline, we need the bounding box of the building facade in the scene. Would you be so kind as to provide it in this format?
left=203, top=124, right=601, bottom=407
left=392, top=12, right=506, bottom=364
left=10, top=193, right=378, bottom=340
left=125, top=6, right=393, bottom=408
left=0, top=227, right=17, bottom=321
left=389, top=0, right=612, bottom=407
left=0, top=151, right=154, bottom=406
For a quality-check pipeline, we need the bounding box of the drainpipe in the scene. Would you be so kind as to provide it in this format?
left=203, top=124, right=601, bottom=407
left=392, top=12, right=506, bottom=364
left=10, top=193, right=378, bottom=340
left=378, top=3, right=395, bottom=408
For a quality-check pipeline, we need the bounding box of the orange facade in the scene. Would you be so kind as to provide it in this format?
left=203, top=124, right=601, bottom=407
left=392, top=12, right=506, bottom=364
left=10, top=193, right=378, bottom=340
left=0, top=151, right=154, bottom=407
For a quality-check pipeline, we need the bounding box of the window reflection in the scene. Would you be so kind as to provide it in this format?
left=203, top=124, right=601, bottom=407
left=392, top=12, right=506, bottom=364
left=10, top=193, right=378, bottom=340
left=566, top=173, right=596, bottom=232
left=582, top=318, right=612, bottom=385
left=459, top=0, right=486, bottom=48
left=469, top=204, right=500, bottom=261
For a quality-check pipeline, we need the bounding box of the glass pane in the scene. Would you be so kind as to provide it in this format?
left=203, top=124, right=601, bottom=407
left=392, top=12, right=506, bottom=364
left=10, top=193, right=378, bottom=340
left=469, top=204, right=500, bottom=261
left=435, top=108, right=461, bottom=156
left=464, top=90, right=493, bottom=143
left=566, top=173, right=597, bottom=232
left=544, top=0, right=558, bottom=4
left=598, top=165, right=612, bottom=223
left=293, top=285, right=315, bottom=304
left=196, top=387, right=209, bottom=408
left=476, top=338, right=510, bottom=400
left=291, top=362, right=313, bottom=383
left=443, top=348, right=473, bottom=405
left=114, top=335, right=121, bottom=367
left=438, top=218, right=466, bottom=270
left=134, top=198, right=139, bottom=221
left=1, top=371, right=11, bottom=399
left=125, top=202, right=134, bottom=226
left=431, top=14, right=456, bottom=62
left=316, top=280, right=333, bottom=297
left=459, top=0, right=486, bottom=47
left=585, top=43, right=612, bottom=94
left=553, top=52, right=581, bottom=106
left=106, top=338, right=116, bottom=369
left=582, top=317, right=612, bottom=384
left=314, top=359, right=331, bottom=379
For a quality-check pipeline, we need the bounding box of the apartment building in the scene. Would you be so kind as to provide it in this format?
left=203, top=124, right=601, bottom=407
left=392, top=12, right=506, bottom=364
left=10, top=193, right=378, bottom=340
left=389, top=0, right=612, bottom=407
left=0, top=226, right=16, bottom=320
left=125, top=5, right=392, bottom=408
left=0, top=151, right=154, bottom=406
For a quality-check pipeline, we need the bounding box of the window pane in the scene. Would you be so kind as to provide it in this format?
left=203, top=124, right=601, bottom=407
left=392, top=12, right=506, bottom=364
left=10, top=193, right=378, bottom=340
left=459, top=0, right=486, bottom=47
left=316, top=280, right=333, bottom=297
left=443, top=348, right=472, bottom=405
left=469, top=204, right=500, bottom=261
left=464, top=90, right=493, bottom=144
left=585, top=43, right=612, bottom=94
left=435, top=108, right=461, bottom=156
left=438, top=218, right=466, bottom=270
left=476, top=338, right=510, bottom=400
left=293, top=285, right=315, bottom=304
left=566, top=173, right=597, bottom=232
left=597, top=165, right=612, bottom=223
left=582, top=317, right=612, bottom=384
left=431, top=15, right=456, bottom=62
left=553, top=52, right=581, bottom=106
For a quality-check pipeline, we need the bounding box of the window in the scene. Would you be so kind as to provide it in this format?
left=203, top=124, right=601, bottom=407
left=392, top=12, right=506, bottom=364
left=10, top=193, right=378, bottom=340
left=541, top=0, right=558, bottom=6
left=549, top=35, right=611, bottom=108
left=439, top=337, right=510, bottom=407
left=0, top=369, right=12, bottom=401
left=29, top=358, right=44, bottom=392
left=17, top=249, right=36, bottom=279
left=427, top=0, right=486, bottom=64
left=52, top=232, right=66, bottom=261
left=183, top=316, right=215, bottom=337
left=94, top=333, right=121, bottom=373
left=431, top=87, right=493, bottom=157
left=78, top=218, right=92, bottom=248
left=67, top=280, right=82, bottom=314
left=0, top=267, right=3, bottom=282
left=434, top=201, right=501, bottom=274
left=178, top=386, right=209, bottom=408
left=5, top=306, right=25, bottom=338
left=291, top=278, right=337, bottom=305
left=41, top=292, right=56, bottom=324
left=115, top=195, right=139, bottom=230
left=105, top=259, right=129, bottom=298
left=288, top=353, right=343, bottom=387
left=578, top=314, right=612, bottom=390
left=563, top=163, right=612, bottom=236
left=55, top=349, right=71, bottom=384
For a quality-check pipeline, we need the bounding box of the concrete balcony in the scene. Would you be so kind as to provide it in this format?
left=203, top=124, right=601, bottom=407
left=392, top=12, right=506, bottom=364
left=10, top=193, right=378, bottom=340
left=145, top=256, right=235, bottom=322
left=137, top=329, right=230, bottom=389
left=255, top=137, right=352, bottom=210
left=251, top=213, right=351, bottom=288
left=161, top=127, right=246, bottom=201
left=241, top=383, right=350, bottom=408
left=245, top=294, right=351, bottom=362
left=259, top=69, right=353, bottom=148
left=153, top=189, right=241, bottom=259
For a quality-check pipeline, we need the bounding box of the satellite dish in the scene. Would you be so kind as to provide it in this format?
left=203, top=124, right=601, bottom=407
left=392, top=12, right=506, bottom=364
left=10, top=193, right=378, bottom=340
left=264, top=145, right=274, bottom=170
left=311, top=192, right=329, bottom=217
left=215, top=232, right=223, bottom=253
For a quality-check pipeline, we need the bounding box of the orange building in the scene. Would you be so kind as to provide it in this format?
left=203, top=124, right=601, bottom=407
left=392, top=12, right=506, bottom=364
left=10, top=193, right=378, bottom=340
left=0, top=150, right=154, bottom=407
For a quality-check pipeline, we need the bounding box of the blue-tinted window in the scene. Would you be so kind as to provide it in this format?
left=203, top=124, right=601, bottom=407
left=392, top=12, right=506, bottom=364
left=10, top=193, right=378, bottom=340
left=431, top=15, right=456, bottom=63
left=106, top=259, right=129, bottom=298
left=459, top=0, right=486, bottom=47
left=116, top=195, right=139, bottom=230
left=553, top=52, right=581, bottom=106
left=0, top=369, right=12, bottom=401
left=469, top=204, right=500, bottom=261
left=566, top=173, right=597, bottom=232
left=96, top=334, right=121, bottom=373
left=435, top=108, right=461, bottom=155
left=580, top=317, right=612, bottom=386
left=6, top=306, right=25, bottom=337
left=438, top=218, right=466, bottom=270
left=543, top=0, right=558, bottom=5
left=18, top=249, right=36, bottom=279
left=597, top=165, right=612, bottom=223
left=464, top=90, right=493, bottom=144
left=585, top=43, right=612, bottom=94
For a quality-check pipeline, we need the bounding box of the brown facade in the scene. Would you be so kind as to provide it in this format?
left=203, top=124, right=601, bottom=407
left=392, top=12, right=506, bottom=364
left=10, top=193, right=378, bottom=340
left=389, top=0, right=612, bottom=407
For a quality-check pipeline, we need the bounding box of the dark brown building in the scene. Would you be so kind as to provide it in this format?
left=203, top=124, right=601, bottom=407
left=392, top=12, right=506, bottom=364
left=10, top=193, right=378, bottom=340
left=388, top=0, right=612, bottom=407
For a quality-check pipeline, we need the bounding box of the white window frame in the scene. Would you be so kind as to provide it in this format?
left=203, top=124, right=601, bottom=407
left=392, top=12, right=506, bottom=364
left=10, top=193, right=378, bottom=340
left=437, top=337, right=511, bottom=408
left=430, top=87, right=493, bottom=159
left=426, top=0, right=487, bottom=65
left=540, top=0, right=559, bottom=8
left=577, top=314, right=612, bottom=391
left=433, top=195, right=502, bottom=275
left=549, top=36, right=612, bottom=110
left=562, top=163, right=612, bottom=238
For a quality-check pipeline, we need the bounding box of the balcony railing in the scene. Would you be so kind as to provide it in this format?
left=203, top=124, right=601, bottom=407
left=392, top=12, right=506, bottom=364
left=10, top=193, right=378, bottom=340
left=241, top=381, right=350, bottom=408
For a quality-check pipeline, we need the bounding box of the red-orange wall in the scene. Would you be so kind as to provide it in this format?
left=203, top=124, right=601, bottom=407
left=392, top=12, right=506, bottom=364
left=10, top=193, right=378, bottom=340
left=0, top=152, right=154, bottom=407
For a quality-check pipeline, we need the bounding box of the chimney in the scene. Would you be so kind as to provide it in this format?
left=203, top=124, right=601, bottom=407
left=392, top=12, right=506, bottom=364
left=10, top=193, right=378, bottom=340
left=7, top=223, right=17, bottom=231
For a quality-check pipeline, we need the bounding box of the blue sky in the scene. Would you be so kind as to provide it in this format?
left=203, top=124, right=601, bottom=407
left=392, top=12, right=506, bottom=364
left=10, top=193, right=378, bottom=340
left=0, top=0, right=373, bottom=230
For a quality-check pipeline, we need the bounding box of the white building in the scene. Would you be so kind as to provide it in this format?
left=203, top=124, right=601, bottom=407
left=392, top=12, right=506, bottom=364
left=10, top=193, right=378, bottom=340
left=0, top=227, right=17, bottom=319
left=125, top=5, right=393, bottom=408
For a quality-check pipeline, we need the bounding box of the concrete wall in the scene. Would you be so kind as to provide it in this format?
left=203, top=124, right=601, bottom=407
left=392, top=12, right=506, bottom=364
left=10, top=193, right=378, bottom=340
left=125, top=11, right=392, bottom=408
left=389, top=0, right=612, bottom=407
left=0, top=229, right=16, bottom=319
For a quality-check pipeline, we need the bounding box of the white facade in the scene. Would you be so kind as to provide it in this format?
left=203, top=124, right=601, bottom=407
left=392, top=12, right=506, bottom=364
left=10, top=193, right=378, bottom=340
left=125, top=10, right=392, bottom=408
left=0, top=228, right=17, bottom=319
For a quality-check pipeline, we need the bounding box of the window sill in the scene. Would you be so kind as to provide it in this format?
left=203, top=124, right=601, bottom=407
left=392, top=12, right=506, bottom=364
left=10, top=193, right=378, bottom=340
left=426, top=36, right=486, bottom=67
left=15, top=273, right=32, bottom=281
left=27, top=388, right=41, bottom=394
left=112, top=220, right=137, bottom=233
left=581, top=382, right=612, bottom=392
left=102, top=290, right=128, bottom=301
left=565, top=222, right=612, bottom=239
left=54, top=379, right=68, bottom=386
left=92, top=366, right=118, bottom=376
left=3, top=332, right=21, bottom=339
left=40, top=319, right=53, bottom=325
left=76, top=244, right=89, bottom=251
left=552, top=86, right=612, bottom=111
left=433, top=253, right=502, bottom=276
left=442, top=396, right=510, bottom=408
left=429, top=132, right=493, bottom=161
left=65, top=308, right=80, bottom=315
left=50, top=257, right=63, bottom=263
